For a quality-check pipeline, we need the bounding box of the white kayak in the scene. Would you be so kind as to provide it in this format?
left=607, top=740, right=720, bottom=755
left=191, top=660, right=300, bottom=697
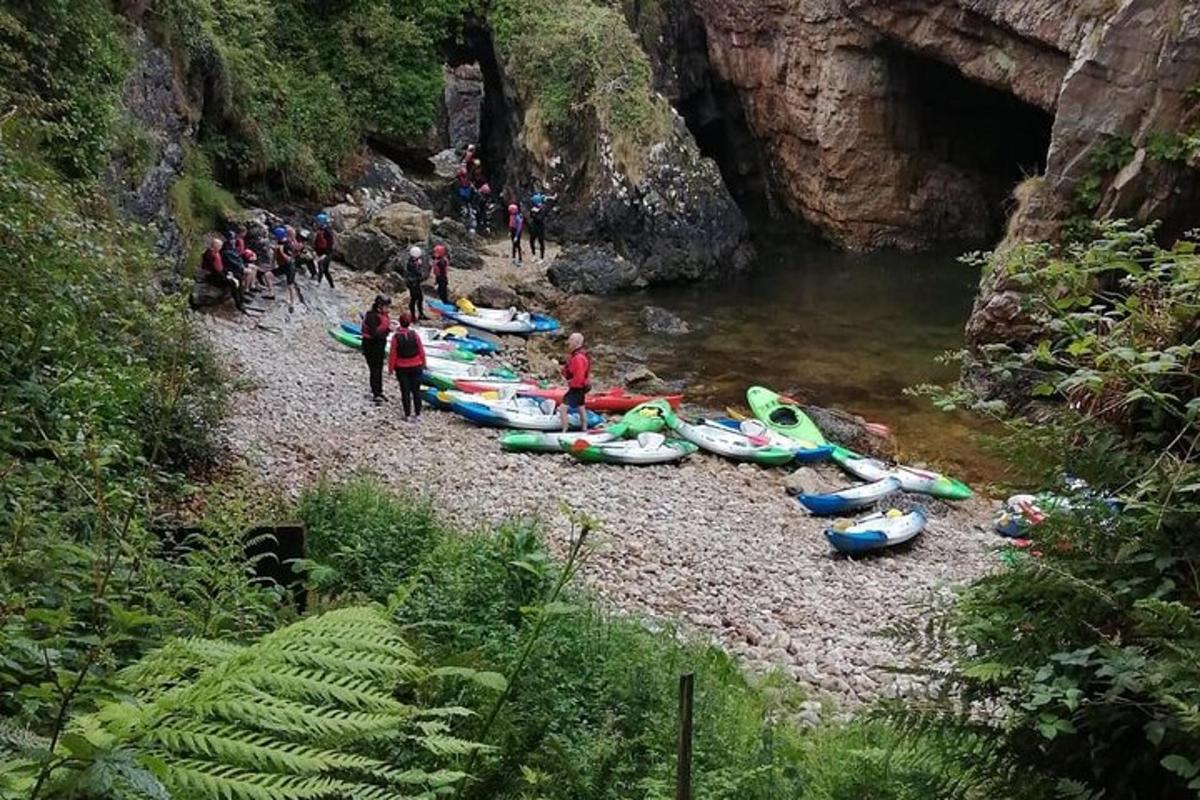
left=795, top=477, right=902, bottom=515
left=833, top=452, right=973, bottom=501
left=566, top=432, right=699, bottom=465
left=451, top=306, right=536, bottom=334
left=500, top=430, right=616, bottom=453
left=824, top=508, right=927, bottom=554
left=449, top=395, right=604, bottom=430
left=670, top=418, right=798, bottom=466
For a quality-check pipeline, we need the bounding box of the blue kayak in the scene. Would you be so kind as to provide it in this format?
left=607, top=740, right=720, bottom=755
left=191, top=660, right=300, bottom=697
left=449, top=396, right=604, bottom=430
left=796, top=477, right=901, bottom=515
left=340, top=321, right=500, bottom=354
left=824, top=508, right=927, bottom=555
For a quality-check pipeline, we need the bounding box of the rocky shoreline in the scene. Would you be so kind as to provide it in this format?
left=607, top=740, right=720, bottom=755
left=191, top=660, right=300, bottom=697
left=200, top=236, right=1003, bottom=716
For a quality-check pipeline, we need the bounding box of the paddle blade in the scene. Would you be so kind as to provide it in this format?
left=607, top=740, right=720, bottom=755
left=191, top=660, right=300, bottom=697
left=445, top=325, right=469, bottom=337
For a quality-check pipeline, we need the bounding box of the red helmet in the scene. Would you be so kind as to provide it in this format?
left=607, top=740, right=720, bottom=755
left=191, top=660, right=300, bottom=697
left=456, top=165, right=467, bottom=176
left=508, top=204, right=518, bottom=214
left=479, top=183, right=491, bottom=194
left=432, top=244, right=447, bottom=257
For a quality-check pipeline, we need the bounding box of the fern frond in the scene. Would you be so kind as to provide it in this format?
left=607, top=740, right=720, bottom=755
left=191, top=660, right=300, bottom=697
left=241, top=667, right=414, bottom=713
left=188, top=691, right=413, bottom=741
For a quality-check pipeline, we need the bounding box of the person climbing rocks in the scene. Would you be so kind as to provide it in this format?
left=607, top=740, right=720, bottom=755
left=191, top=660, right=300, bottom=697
left=508, top=203, right=524, bottom=264
left=313, top=212, right=336, bottom=288
left=404, top=245, right=427, bottom=321
left=455, top=165, right=475, bottom=231
left=362, top=294, right=392, bottom=404
left=560, top=331, right=591, bottom=432
left=387, top=312, right=427, bottom=422
left=431, top=243, right=451, bottom=305
left=271, top=226, right=306, bottom=312
left=461, top=143, right=476, bottom=169
left=474, top=183, right=494, bottom=236
left=201, top=237, right=245, bottom=312
left=527, top=191, right=556, bottom=262
left=469, top=158, right=485, bottom=188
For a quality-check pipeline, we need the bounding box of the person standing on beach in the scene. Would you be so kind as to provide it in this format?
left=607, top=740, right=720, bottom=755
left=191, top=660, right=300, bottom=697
left=387, top=313, right=427, bottom=422
left=560, top=332, right=591, bottom=432
left=362, top=294, right=392, bottom=404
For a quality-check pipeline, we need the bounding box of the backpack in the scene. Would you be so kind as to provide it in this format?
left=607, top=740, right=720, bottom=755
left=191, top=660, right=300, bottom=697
left=394, top=329, right=419, bottom=359
left=314, top=229, right=331, bottom=253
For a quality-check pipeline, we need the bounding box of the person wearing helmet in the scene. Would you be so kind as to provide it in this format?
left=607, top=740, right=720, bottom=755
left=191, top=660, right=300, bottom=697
left=313, top=212, right=335, bottom=288
left=454, top=165, right=475, bottom=232
left=288, top=226, right=317, bottom=280
left=430, top=243, right=451, bottom=304
left=527, top=190, right=557, bottom=262
left=271, top=225, right=305, bottom=312
left=362, top=294, right=392, bottom=404
left=468, top=158, right=485, bottom=188
left=403, top=245, right=427, bottom=321
left=387, top=312, right=427, bottom=422
left=461, top=143, right=476, bottom=168
left=560, top=332, right=591, bottom=432
left=473, top=183, right=494, bottom=236
left=507, top=202, right=524, bottom=265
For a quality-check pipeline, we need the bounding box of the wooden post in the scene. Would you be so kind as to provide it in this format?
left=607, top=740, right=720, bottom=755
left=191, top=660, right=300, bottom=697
left=676, top=672, right=694, bottom=800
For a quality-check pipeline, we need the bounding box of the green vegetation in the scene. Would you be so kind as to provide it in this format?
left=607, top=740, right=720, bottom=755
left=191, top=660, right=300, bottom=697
left=493, top=0, right=670, bottom=175
left=914, top=222, right=1200, bottom=798
left=170, top=146, right=242, bottom=267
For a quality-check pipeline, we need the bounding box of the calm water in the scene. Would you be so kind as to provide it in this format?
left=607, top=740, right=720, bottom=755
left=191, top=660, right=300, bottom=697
left=589, top=239, right=1007, bottom=485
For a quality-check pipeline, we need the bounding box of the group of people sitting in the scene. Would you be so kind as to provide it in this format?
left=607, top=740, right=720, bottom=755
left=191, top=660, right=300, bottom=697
left=200, top=212, right=338, bottom=313
left=452, top=144, right=556, bottom=265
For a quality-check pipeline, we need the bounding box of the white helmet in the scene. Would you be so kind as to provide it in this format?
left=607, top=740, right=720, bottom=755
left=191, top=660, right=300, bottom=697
left=409, top=246, right=422, bottom=258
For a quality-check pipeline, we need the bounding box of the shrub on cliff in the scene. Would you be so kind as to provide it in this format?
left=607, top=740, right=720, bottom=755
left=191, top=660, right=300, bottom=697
left=908, top=222, right=1200, bottom=798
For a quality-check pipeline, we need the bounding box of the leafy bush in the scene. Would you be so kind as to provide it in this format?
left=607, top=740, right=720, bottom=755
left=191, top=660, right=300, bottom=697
left=0, top=1, right=129, bottom=179
left=297, top=475, right=444, bottom=600
left=910, top=222, right=1200, bottom=798
left=2, top=607, right=494, bottom=799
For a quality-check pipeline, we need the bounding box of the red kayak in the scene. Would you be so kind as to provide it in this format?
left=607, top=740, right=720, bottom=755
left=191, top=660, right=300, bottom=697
left=453, top=381, right=683, bottom=413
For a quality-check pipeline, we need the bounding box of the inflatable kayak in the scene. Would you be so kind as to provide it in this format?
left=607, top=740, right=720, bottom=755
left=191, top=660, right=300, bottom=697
left=711, top=418, right=833, bottom=463
left=825, top=508, right=927, bottom=554
left=566, top=432, right=697, bottom=465
left=500, top=430, right=615, bottom=453
left=831, top=450, right=973, bottom=500
left=514, top=386, right=683, bottom=413
left=747, top=386, right=826, bottom=446
left=449, top=395, right=604, bottom=430
left=668, top=415, right=797, bottom=466
left=796, top=477, right=902, bottom=515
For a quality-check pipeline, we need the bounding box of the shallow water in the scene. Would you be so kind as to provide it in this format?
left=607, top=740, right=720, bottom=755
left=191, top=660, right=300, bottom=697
left=589, top=239, right=1008, bottom=485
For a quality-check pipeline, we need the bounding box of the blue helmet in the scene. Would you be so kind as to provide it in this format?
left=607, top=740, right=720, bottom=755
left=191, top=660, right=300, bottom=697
left=272, top=226, right=287, bottom=241
left=531, top=193, right=545, bottom=206
left=315, top=212, right=330, bottom=225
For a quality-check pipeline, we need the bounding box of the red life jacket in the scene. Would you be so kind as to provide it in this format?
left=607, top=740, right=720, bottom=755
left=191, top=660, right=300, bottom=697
left=314, top=228, right=332, bottom=254
left=202, top=249, right=224, bottom=274
left=432, top=257, right=449, bottom=279
left=564, top=349, right=591, bottom=389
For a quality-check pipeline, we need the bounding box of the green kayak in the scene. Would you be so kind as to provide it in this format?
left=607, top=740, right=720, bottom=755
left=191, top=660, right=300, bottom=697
left=328, top=328, right=362, bottom=349
left=615, top=399, right=673, bottom=436
left=747, top=386, right=825, bottom=446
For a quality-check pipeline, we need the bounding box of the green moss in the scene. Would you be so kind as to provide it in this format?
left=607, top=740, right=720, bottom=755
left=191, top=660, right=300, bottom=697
left=170, top=146, right=240, bottom=268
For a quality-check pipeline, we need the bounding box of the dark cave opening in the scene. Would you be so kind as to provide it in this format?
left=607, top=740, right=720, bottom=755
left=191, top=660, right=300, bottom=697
left=885, top=44, right=1055, bottom=237
left=443, top=17, right=516, bottom=199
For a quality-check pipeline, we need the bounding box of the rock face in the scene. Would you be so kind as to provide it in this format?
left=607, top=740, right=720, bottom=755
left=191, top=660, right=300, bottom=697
left=338, top=227, right=397, bottom=273
left=372, top=202, right=433, bottom=244
left=547, top=244, right=642, bottom=294
left=685, top=0, right=1200, bottom=253
left=350, top=152, right=432, bottom=210
left=442, top=63, right=484, bottom=151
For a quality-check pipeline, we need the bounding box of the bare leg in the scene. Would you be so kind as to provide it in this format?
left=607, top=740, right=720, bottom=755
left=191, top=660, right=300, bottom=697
left=560, top=404, right=569, bottom=433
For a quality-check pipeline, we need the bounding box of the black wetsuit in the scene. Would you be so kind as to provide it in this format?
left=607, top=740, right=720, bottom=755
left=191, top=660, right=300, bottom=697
left=404, top=257, right=425, bottom=320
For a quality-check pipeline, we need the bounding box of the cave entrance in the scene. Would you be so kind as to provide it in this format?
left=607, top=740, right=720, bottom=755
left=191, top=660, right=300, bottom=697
left=443, top=17, right=516, bottom=202
left=885, top=45, right=1054, bottom=239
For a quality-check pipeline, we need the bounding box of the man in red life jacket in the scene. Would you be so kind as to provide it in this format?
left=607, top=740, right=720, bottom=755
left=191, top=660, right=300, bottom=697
left=560, top=332, right=591, bottom=432
left=361, top=294, right=392, bottom=404
left=431, top=243, right=450, bottom=304
left=201, top=237, right=245, bottom=312
left=387, top=312, right=427, bottom=422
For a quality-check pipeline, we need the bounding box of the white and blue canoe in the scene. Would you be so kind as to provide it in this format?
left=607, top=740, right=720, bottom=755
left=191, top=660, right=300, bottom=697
left=429, top=300, right=560, bottom=335
left=824, top=508, right=927, bottom=555
left=796, top=477, right=902, bottom=516
left=449, top=395, right=604, bottom=430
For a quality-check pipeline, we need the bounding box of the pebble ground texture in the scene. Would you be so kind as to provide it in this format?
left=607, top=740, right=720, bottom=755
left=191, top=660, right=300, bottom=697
left=201, top=239, right=1003, bottom=716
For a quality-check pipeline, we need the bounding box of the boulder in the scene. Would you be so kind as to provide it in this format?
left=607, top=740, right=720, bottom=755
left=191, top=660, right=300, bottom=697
left=802, top=405, right=895, bottom=459
left=783, top=467, right=826, bottom=498
left=639, top=305, right=690, bottom=335
left=324, top=203, right=363, bottom=233
left=351, top=152, right=431, bottom=209
left=618, top=366, right=673, bottom=395
left=189, top=279, right=233, bottom=309
left=547, top=244, right=641, bottom=294
left=468, top=284, right=522, bottom=310
left=373, top=202, right=433, bottom=243
left=338, top=227, right=397, bottom=273
left=429, top=217, right=485, bottom=270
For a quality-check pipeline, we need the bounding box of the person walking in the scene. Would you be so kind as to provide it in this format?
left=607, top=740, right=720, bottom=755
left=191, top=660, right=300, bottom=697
left=527, top=191, right=556, bottom=262
left=560, top=332, right=591, bottom=432
left=507, top=203, right=524, bottom=265
left=362, top=294, right=392, bottom=404
left=431, top=243, right=451, bottom=304
left=313, top=212, right=336, bottom=288
left=404, top=246, right=427, bottom=321
left=271, top=226, right=305, bottom=312
left=387, top=313, right=427, bottom=422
